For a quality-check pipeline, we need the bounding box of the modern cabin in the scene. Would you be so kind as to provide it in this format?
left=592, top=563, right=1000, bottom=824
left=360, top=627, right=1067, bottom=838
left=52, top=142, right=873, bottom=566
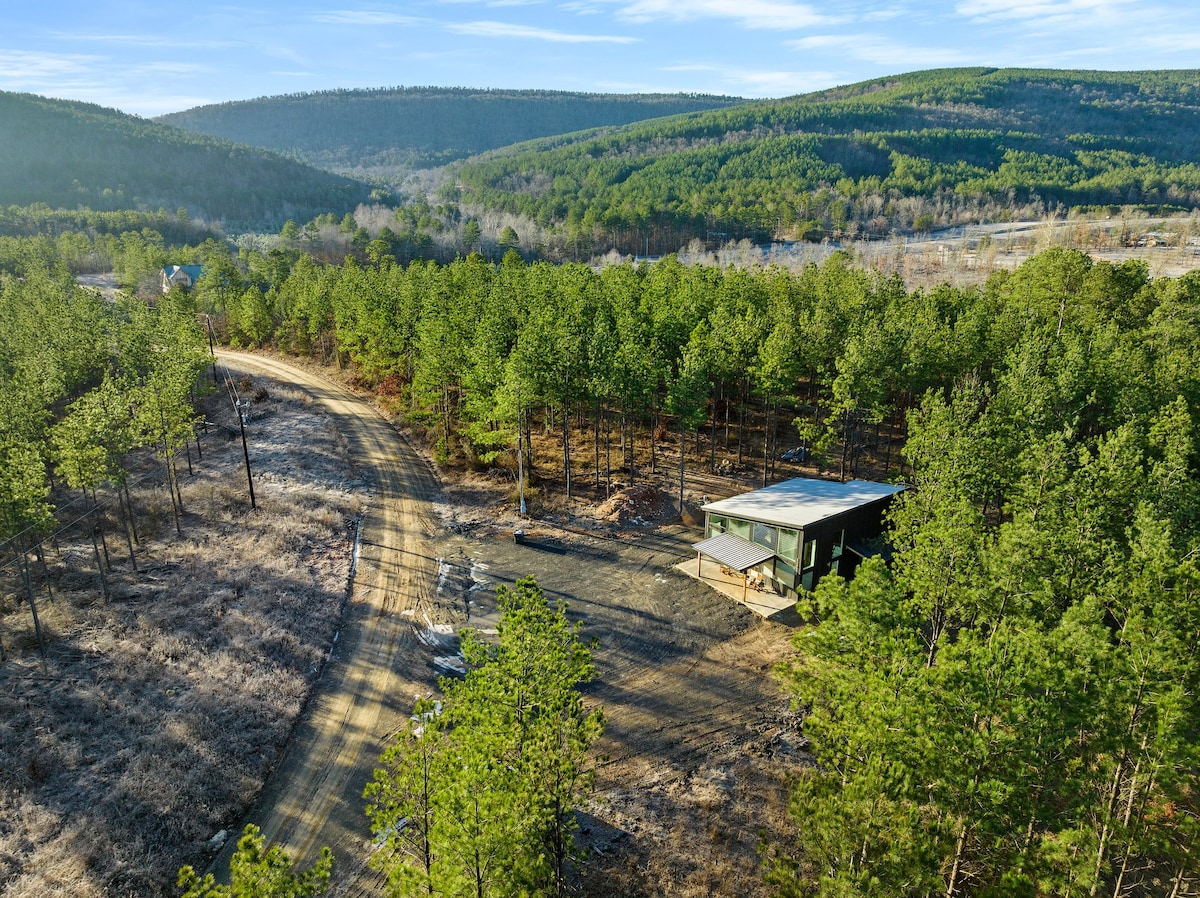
left=694, top=478, right=903, bottom=599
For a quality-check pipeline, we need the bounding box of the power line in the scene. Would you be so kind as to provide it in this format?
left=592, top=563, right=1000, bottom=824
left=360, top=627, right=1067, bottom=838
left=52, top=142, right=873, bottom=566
left=0, top=467, right=161, bottom=576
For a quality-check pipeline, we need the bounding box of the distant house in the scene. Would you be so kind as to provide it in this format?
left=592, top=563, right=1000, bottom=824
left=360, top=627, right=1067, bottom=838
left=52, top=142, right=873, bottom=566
left=160, top=264, right=204, bottom=293
left=694, top=477, right=904, bottom=599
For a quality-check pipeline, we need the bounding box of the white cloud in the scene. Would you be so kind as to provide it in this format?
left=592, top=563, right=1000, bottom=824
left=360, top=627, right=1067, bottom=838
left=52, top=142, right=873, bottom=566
left=0, top=49, right=228, bottom=115
left=559, top=0, right=605, bottom=12
left=136, top=61, right=212, bottom=76
left=445, top=20, right=639, bottom=41
left=105, top=92, right=221, bottom=117
left=48, top=31, right=236, bottom=50
left=260, top=42, right=314, bottom=68
left=789, top=33, right=976, bottom=67
left=954, top=0, right=1136, bottom=24
left=855, top=2, right=913, bottom=22
left=0, top=49, right=101, bottom=80
left=1031, top=44, right=1114, bottom=60
left=311, top=10, right=422, bottom=25
left=440, top=0, right=543, bottom=5
left=732, top=69, right=839, bottom=95
left=1139, top=30, right=1200, bottom=52
left=660, top=64, right=720, bottom=72
left=662, top=61, right=839, bottom=97
left=616, top=0, right=840, bottom=30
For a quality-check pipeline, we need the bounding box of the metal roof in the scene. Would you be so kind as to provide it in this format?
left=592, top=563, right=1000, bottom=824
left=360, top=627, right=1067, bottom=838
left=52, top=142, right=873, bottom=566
left=692, top=532, right=776, bottom=571
left=701, top=478, right=904, bottom=531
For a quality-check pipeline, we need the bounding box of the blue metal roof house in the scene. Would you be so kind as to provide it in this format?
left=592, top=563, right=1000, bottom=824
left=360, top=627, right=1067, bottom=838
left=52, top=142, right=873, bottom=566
left=160, top=264, right=205, bottom=293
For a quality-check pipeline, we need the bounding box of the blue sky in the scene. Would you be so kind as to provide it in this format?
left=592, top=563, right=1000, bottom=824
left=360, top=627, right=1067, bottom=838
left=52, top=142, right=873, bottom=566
left=3, top=0, right=1200, bottom=117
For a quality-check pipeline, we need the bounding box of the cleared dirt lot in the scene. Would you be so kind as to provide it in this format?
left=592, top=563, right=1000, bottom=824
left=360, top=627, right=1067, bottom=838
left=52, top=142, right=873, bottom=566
left=0, top=349, right=804, bottom=896
left=439, top=524, right=806, bottom=897
left=216, top=353, right=807, bottom=897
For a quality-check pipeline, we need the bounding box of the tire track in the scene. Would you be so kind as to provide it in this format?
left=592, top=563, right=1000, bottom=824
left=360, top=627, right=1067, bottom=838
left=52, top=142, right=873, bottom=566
left=212, top=352, right=441, bottom=892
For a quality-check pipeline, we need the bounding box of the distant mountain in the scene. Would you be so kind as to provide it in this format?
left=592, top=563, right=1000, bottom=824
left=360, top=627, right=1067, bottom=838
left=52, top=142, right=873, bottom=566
left=0, top=91, right=372, bottom=229
left=448, top=68, right=1200, bottom=252
left=155, top=87, right=746, bottom=174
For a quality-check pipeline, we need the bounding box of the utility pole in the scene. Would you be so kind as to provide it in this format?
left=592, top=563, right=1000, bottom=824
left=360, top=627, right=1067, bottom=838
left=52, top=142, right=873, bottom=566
left=235, top=399, right=257, bottom=511
left=223, top=367, right=258, bottom=512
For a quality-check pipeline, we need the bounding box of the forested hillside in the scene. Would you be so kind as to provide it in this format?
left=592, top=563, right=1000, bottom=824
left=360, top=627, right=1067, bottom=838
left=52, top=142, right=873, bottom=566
left=156, top=87, right=745, bottom=174
left=13, top=70, right=1200, bottom=258
left=450, top=68, right=1200, bottom=253
left=0, top=206, right=224, bottom=247
left=0, top=92, right=372, bottom=229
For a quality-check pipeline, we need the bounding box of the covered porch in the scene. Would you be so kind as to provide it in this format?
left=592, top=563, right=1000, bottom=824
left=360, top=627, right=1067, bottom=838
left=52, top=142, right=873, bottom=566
left=678, top=532, right=796, bottom=620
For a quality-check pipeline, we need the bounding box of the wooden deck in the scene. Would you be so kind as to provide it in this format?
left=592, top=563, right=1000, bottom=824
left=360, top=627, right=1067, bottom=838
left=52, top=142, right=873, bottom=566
left=675, top=555, right=798, bottom=621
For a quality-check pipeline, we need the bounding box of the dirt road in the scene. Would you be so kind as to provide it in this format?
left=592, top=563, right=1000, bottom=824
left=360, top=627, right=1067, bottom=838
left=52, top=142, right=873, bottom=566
left=213, top=352, right=448, bottom=893
left=214, top=353, right=806, bottom=897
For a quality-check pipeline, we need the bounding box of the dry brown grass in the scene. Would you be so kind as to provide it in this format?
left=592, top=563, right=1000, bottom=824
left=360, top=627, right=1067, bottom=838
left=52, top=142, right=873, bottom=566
left=0, top=378, right=363, bottom=897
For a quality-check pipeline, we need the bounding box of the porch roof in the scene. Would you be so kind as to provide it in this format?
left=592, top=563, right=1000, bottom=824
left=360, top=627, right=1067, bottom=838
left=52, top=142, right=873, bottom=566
left=692, top=532, right=776, bottom=571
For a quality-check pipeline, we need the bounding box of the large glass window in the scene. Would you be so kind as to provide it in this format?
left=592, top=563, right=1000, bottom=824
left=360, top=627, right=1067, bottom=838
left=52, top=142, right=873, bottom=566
left=777, top=528, right=800, bottom=563
left=729, top=517, right=752, bottom=540
left=708, top=515, right=727, bottom=537
left=751, top=522, right=777, bottom=550
left=802, top=538, right=818, bottom=571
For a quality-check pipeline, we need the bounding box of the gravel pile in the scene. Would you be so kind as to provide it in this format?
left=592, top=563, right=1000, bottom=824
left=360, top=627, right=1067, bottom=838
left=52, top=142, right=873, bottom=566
left=594, top=485, right=675, bottom=525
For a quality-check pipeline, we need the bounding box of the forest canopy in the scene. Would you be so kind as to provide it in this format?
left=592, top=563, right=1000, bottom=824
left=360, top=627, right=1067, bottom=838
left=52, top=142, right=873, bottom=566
left=192, top=236, right=1200, bottom=895
left=2, top=214, right=1200, bottom=894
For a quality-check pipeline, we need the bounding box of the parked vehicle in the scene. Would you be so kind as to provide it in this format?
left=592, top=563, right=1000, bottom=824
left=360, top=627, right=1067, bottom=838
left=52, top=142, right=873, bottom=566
left=779, top=447, right=810, bottom=463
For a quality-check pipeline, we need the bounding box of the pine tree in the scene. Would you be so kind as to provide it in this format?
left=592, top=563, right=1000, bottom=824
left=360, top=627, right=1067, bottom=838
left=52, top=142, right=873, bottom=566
left=366, top=577, right=603, bottom=898
left=177, top=824, right=333, bottom=898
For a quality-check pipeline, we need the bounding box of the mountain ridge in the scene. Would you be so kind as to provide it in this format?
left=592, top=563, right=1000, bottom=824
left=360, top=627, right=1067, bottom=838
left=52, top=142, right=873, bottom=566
left=446, top=67, right=1200, bottom=251
left=155, top=86, right=747, bottom=174
left=6, top=69, right=1200, bottom=247
left=0, top=90, right=372, bottom=230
